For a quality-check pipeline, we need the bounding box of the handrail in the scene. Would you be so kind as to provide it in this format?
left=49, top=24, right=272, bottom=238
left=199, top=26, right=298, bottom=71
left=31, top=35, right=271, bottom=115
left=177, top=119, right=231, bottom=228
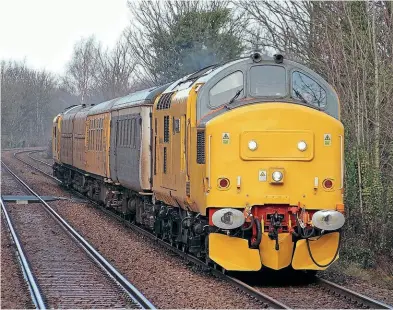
left=339, top=135, right=344, bottom=190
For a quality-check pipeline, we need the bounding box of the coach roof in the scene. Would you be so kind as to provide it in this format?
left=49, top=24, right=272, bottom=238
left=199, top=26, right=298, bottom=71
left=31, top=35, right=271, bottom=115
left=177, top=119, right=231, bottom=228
left=88, top=84, right=170, bottom=115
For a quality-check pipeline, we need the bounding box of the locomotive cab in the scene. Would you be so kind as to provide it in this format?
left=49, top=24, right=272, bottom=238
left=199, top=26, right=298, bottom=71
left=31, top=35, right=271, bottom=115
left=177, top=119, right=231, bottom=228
left=193, top=54, right=345, bottom=271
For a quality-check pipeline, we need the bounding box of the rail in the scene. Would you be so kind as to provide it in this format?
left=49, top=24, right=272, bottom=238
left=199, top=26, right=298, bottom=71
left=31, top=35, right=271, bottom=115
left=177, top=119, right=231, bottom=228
left=13, top=150, right=60, bottom=182
left=13, top=149, right=393, bottom=310
left=1, top=161, right=155, bottom=309
left=317, top=278, right=392, bottom=309
left=1, top=196, right=46, bottom=309
left=27, top=150, right=52, bottom=167
left=16, top=150, right=288, bottom=308
left=93, top=204, right=290, bottom=309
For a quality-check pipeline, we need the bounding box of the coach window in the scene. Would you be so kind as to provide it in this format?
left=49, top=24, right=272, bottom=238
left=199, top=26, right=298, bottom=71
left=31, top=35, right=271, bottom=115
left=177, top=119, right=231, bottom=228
left=131, top=119, right=135, bottom=148
left=125, top=119, right=129, bottom=147
left=123, top=120, right=127, bottom=146
left=128, top=119, right=132, bottom=146
left=209, top=71, right=244, bottom=108
left=133, top=119, right=138, bottom=149
left=250, top=65, right=286, bottom=97
left=120, top=120, right=124, bottom=147
left=292, top=71, right=327, bottom=109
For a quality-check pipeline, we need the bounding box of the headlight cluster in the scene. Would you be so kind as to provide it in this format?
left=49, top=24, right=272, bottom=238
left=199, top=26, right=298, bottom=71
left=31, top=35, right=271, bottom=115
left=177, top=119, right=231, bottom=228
left=272, top=171, right=283, bottom=182
left=211, top=208, right=245, bottom=229
left=248, top=140, right=307, bottom=152
left=312, top=210, right=345, bottom=231
left=248, top=140, right=258, bottom=151
left=297, top=140, right=307, bottom=151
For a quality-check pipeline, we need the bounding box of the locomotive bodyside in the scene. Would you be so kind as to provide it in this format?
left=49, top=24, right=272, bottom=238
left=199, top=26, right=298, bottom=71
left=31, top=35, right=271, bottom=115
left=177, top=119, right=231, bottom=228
left=151, top=55, right=345, bottom=271
left=152, top=84, right=195, bottom=210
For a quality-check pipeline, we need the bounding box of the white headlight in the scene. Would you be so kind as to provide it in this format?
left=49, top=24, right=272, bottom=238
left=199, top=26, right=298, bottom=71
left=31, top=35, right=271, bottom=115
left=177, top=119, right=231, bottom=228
left=248, top=140, right=258, bottom=151
left=212, top=208, right=245, bottom=229
left=298, top=141, right=307, bottom=151
left=312, top=210, right=345, bottom=231
left=272, top=171, right=283, bottom=182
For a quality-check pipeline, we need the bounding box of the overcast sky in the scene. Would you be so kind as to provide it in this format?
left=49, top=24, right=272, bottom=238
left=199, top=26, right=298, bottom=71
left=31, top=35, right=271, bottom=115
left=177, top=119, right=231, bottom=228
left=0, top=0, right=131, bottom=75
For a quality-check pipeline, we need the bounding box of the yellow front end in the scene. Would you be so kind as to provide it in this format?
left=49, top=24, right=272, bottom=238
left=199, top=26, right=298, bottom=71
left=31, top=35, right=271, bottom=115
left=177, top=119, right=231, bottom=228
left=205, top=103, right=344, bottom=271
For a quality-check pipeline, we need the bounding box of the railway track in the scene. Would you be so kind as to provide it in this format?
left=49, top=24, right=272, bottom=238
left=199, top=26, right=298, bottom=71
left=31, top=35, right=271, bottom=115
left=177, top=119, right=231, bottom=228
left=0, top=196, right=45, bottom=309
left=27, top=150, right=52, bottom=167
left=16, top=150, right=55, bottom=178
left=1, top=160, right=155, bottom=309
left=9, top=148, right=393, bottom=310
left=316, top=278, right=392, bottom=309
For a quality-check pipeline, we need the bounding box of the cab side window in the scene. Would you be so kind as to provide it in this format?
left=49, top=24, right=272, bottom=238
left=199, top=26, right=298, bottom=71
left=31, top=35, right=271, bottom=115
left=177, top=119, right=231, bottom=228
left=292, top=71, right=327, bottom=108
left=209, top=71, right=244, bottom=108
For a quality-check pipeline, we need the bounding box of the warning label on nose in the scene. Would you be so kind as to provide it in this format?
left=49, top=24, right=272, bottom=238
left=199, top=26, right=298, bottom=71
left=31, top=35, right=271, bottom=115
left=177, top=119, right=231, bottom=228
left=324, top=134, right=332, bottom=146
left=222, top=133, right=230, bottom=144
left=259, top=170, right=267, bottom=182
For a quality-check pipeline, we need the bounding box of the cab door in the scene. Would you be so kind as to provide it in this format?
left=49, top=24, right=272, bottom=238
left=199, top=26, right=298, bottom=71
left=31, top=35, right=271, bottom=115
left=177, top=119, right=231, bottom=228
left=110, top=110, right=119, bottom=182
left=52, top=115, right=61, bottom=162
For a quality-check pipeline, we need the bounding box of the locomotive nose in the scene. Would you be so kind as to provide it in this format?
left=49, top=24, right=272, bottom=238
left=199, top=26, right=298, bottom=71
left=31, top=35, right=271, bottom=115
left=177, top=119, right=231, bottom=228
left=205, top=102, right=344, bottom=272
left=205, top=102, right=343, bottom=210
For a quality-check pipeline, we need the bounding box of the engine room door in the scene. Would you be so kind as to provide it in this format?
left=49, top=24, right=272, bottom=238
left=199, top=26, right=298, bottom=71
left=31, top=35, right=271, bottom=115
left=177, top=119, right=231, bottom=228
left=158, top=111, right=189, bottom=196
left=160, top=114, right=176, bottom=190
left=153, top=95, right=189, bottom=206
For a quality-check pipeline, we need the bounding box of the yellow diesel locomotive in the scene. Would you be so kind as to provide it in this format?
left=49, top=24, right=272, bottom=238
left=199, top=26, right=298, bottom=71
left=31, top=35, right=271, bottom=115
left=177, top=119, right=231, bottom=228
left=53, top=53, right=345, bottom=272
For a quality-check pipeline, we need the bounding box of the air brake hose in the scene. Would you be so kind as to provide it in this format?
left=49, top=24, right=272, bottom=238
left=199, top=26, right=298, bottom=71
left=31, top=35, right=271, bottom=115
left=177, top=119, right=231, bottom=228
left=241, top=217, right=254, bottom=231
left=302, top=227, right=315, bottom=239
left=306, top=231, right=341, bottom=268
left=250, top=219, right=262, bottom=249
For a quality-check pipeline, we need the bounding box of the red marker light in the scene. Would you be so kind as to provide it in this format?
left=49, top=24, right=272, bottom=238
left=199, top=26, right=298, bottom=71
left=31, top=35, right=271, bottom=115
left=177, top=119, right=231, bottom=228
left=323, top=179, right=333, bottom=189
left=218, top=178, right=230, bottom=188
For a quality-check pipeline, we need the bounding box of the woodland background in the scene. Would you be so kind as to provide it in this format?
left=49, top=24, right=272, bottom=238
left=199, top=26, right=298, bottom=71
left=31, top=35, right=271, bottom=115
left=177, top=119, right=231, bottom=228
left=1, top=1, right=392, bottom=270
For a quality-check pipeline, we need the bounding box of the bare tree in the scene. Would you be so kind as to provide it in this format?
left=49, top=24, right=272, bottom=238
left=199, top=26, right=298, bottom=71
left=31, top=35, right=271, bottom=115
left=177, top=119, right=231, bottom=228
left=1, top=60, right=58, bottom=147
left=63, top=36, right=137, bottom=103
left=93, top=38, right=136, bottom=100
left=63, top=36, right=99, bottom=104
left=125, top=0, right=247, bottom=85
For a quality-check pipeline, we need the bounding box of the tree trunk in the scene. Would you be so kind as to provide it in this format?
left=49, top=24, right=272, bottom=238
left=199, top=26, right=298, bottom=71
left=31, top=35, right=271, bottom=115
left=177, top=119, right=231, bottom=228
left=372, top=4, right=380, bottom=170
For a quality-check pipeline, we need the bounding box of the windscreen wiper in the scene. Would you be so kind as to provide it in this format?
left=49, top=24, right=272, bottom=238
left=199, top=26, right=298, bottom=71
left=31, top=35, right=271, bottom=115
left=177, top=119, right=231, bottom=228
left=224, top=88, right=244, bottom=110
left=293, top=88, right=308, bottom=104
left=293, top=88, right=323, bottom=111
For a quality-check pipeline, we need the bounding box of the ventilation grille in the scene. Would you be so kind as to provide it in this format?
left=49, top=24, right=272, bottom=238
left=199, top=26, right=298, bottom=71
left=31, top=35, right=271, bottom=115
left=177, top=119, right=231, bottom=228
left=164, top=116, right=170, bottom=143
left=197, top=131, right=205, bottom=164
left=163, top=147, right=167, bottom=174
left=157, top=92, right=173, bottom=110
